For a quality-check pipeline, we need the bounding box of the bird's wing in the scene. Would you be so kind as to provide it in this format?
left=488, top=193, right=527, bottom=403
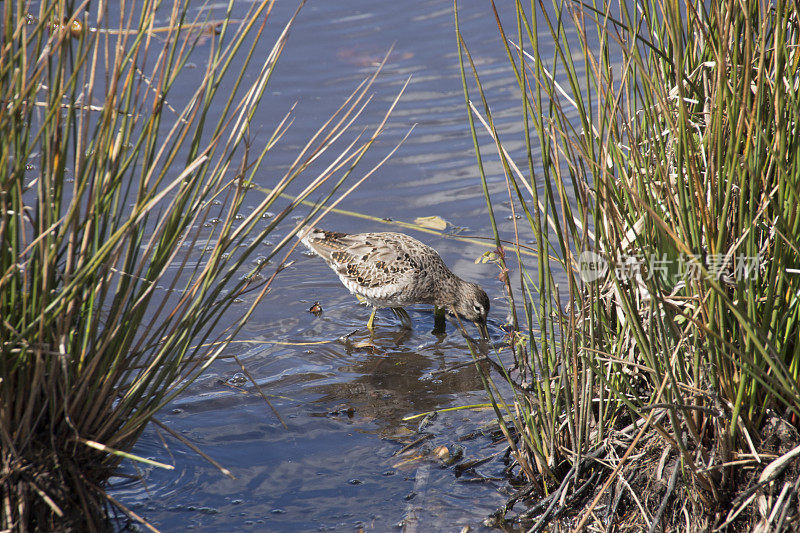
left=304, top=231, right=417, bottom=290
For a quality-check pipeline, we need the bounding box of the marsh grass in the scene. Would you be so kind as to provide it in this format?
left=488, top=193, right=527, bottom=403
left=458, top=0, right=800, bottom=529
left=0, top=1, right=401, bottom=529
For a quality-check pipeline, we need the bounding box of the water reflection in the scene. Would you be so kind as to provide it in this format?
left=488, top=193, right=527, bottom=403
left=310, top=343, right=491, bottom=429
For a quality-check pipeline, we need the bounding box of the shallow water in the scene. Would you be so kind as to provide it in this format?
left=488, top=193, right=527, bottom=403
left=109, top=0, right=545, bottom=530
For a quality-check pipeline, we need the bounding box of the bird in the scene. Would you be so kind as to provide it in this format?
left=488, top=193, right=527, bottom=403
left=299, top=228, right=490, bottom=337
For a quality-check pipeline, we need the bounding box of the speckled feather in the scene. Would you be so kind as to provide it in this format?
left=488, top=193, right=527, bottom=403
left=300, top=228, right=490, bottom=323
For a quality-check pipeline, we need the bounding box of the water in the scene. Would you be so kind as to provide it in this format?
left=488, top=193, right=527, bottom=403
left=109, top=0, right=542, bottom=530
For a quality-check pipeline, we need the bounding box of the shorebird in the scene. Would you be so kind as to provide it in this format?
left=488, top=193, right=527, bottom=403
left=300, top=228, right=489, bottom=337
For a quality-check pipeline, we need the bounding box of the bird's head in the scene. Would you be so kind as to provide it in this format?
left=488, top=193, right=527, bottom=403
left=453, top=281, right=490, bottom=338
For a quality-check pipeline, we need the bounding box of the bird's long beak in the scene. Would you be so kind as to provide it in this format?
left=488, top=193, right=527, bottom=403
left=475, top=320, right=489, bottom=341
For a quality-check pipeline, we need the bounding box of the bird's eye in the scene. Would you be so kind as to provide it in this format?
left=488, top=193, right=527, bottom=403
left=473, top=305, right=482, bottom=312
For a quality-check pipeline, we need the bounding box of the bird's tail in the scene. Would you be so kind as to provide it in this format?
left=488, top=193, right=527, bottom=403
left=296, top=226, right=324, bottom=252
left=294, top=226, right=318, bottom=246
left=296, top=227, right=351, bottom=260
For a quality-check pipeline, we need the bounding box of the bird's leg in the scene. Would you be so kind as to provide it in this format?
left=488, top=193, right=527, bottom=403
left=432, top=305, right=446, bottom=335
left=390, top=307, right=413, bottom=329
left=367, top=307, right=377, bottom=330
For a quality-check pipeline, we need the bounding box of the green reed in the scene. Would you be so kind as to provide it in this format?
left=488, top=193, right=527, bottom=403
left=0, top=0, right=399, bottom=529
left=459, top=0, right=800, bottom=527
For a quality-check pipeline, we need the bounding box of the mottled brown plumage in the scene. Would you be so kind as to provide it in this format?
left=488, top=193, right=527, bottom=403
left=300, top=228, right=489, bottom=332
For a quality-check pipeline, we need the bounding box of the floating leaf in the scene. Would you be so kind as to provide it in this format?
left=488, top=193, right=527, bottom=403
left=476, top=250, right=498, bottom=264
left=414, top=215, right=448, bottom=231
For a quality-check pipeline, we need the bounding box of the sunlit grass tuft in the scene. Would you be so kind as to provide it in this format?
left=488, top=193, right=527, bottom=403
left=0, top=0, right=400, bottom=529
left=458, top=0, right=800, bottom=529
